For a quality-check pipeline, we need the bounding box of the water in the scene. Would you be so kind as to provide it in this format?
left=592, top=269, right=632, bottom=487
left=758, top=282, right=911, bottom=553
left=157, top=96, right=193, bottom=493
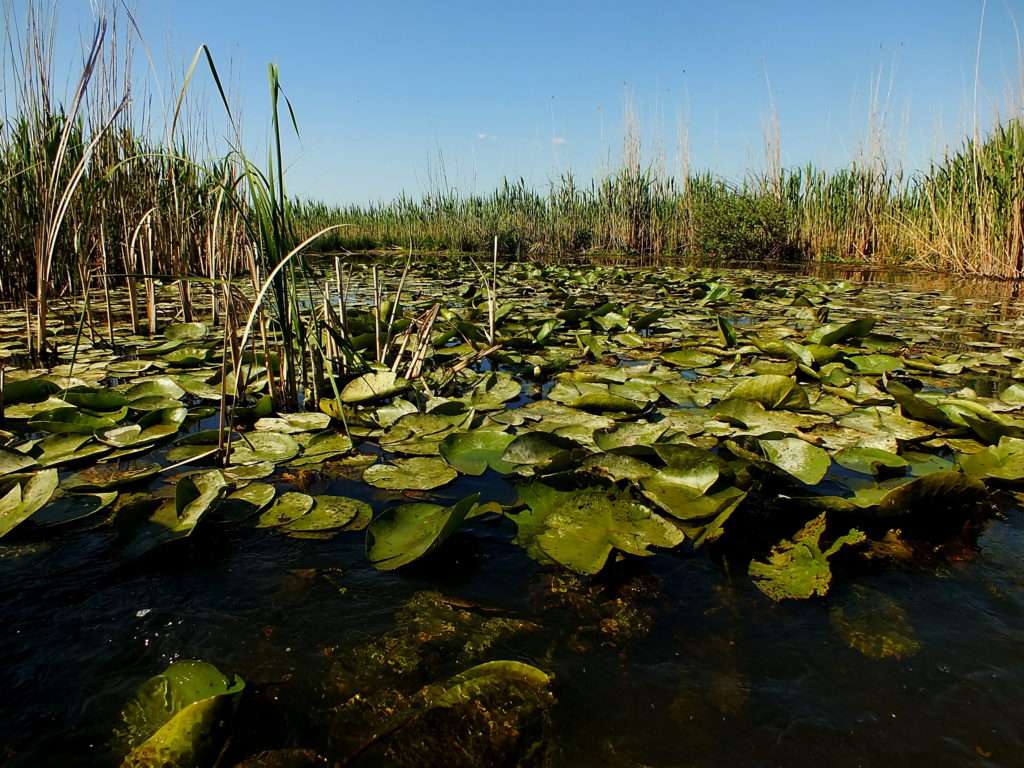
left=1, top=260, right=1023, bottom=767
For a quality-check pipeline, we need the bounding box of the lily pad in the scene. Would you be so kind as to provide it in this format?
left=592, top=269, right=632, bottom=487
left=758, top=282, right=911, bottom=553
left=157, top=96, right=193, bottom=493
left=439, top=430, right=517, bottom=476
left=341, top=371, right=410, bottom=404
left=726, top=375, right=809, bottom=410
left=0, top=469, right=59, bottom=538
left=283, top=495, right=372, bottom=532
left=121, top=470, right=227, bottom=558
left=229, top=431, right=300, bottom=464
left=759, top=437, right=831, bottom=485
left=366, top=493, right=479, bottom=570
left=117, top=659, right=244, bottom=767
left=363, top=457, right=457, bottom=491
left=514, top=483, right=683, bottom=574
left=256, top=492, right=315, bottom=528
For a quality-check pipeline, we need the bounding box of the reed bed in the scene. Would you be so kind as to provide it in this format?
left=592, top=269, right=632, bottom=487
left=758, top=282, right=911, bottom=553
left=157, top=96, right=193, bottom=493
left=296, top=125, right=1024, bottom=279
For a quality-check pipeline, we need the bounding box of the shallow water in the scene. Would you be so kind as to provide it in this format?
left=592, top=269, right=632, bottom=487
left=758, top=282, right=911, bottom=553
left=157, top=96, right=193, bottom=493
left=1, top=259, right=1023, bottom=767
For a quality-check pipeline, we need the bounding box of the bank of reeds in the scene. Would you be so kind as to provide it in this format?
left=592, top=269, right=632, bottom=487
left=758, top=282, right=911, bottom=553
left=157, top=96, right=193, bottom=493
left=295, top=122, right=1024, bottom=278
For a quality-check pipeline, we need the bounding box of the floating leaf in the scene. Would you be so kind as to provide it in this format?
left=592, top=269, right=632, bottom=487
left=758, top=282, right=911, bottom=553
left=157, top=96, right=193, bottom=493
left=229, top=431, right=300, bottom=464
left=726, top=375, right=809, bottom=410
left=215, top=483, right=276, bottom=523
left=439, top=430, right=516, bottom=476
left=759, top=437, right=831, bottom=485
left=366, top=493, right=478, bottom=570
left=164, top=322, right=209, bottom=341
left=661, top=349, right=717, bottom=368
left=256, top=492, right=315, bottom=528
left=283, top=495, right=372, bottom=532
left=363, top=456, right=457, bottom=491
left=341, top=371, right=410, bottom=404
left=501, top=432, right=587, bottom=474
left=0, top=469, right=59, bottom=538
left=514, top=483, right=682, bottom=574
left=31, top=490, right=117, bottom=527
left=121, top=471, right=227, bottom=558
left=808, top=318, right=875, bottom=346
left=125, top=377, right=186, bottom=403
left=255, top=412, right=332, bottom=434
left=834, top=446, right=909, bottom=476
left=0, top=447, right=37, bottom=476
left=118, top=659, right=244, bottom=768
left=958, top=436, right=1024, bottom=482
left=64, top=463, right=161, bottom=492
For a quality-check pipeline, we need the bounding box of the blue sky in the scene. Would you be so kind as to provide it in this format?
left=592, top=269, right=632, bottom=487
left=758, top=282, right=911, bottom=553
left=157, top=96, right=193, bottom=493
left=47, top=1, right=1024, bottom=204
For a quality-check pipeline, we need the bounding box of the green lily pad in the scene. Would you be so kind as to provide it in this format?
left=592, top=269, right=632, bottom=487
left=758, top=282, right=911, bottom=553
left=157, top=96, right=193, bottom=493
left=164, top=322, right=209, bottom=341
left=439, top=430, right=516, bottom=476
left=283, top=495, right=372, bottom=532
left=661, top=349, right=717, bottom=368
left=958, top=436, right=1024, bottom=481
left=121, top=470, right=227, bottom=558
left=341, top=371, right=410, bottom=404
left=256, top=492, right=315, bottom=528
left=117, top=659, right=244, bottom=768
left=0, top=469, right=59, bottom=538
left=363, top=457, right=457, bottom=491
left=125, top=377, right=186, bottom=403
left=807, top=318, right=875, bottom=346
left=501, top=432, right=587, bottom=474
left=229, top=431, right=300, bottom=464
left=366, top=493, right=479, bottom=570
left=255, top=412, right=332, bottom=434
left=759, top=437, right=831, bottom=485
left=0, top=447, right=38, bottom=476
left=726, top=375, right=809, bottom=410
left=513, top=483, right=683, bottom=574
left=215, top=483, right=276, bottom=523
left=64, top=464, right=162, bottom=492
left=31, top=490, right=117, bottom=527
left=834, top=447, right=909, bottom=476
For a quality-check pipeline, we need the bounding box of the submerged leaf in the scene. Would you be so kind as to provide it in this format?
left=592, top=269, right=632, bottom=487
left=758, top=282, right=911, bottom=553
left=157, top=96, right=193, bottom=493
left=829, top=585, right=921, bottom=660
left=748, top=513, right=865, bottom=600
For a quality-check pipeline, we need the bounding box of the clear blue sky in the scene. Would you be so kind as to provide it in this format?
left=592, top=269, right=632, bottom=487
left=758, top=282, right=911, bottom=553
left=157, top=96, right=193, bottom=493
left=50, top=1, right=1024, bottom=204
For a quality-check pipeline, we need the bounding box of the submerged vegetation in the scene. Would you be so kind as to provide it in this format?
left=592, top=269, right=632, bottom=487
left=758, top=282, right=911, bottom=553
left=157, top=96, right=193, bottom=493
left=1, top=2, right=1024, bottom=766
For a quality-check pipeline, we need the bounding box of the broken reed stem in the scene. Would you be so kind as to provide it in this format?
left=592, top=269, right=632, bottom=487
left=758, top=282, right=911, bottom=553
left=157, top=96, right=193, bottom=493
left=407, top=303, right=440, bottom=380
left=372, top=264, right=382, bottom=362
left=382, top=257, right=411, bottom=365
left=490, top=234, right=498, bottom=344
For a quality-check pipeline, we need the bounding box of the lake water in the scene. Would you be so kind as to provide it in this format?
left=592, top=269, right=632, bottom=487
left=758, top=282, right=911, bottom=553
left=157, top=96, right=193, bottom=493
left=1, top=258, right=1022, bottom=767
